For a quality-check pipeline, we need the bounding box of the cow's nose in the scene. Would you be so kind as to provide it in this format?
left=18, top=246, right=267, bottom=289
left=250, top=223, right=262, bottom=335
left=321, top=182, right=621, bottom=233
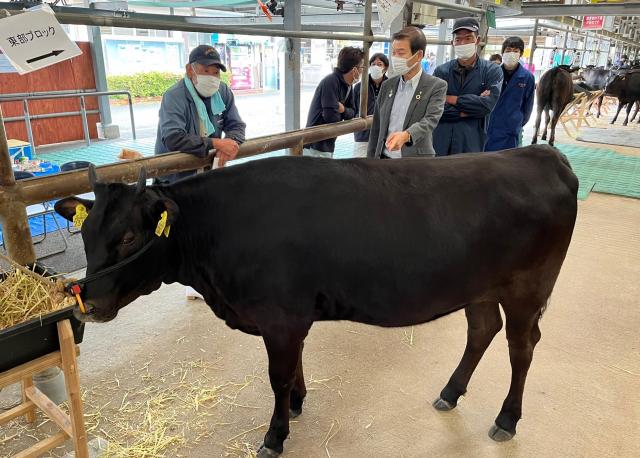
left=73, top=302, right=96, bottom=322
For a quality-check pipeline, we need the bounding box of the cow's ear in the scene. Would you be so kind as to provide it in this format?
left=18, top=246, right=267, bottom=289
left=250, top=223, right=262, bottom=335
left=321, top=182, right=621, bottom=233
left=54, top=197, right=95, bottom=222
left=161, top=198, right=179, bottom=226
left=150, top=198, right=179, bottom=228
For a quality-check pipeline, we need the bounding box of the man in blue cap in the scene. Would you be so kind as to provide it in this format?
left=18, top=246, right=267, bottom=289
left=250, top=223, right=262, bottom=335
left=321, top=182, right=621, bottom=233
left=155, top=44, right=246, bottom=183
left=432, top=17, right=503, bottom=155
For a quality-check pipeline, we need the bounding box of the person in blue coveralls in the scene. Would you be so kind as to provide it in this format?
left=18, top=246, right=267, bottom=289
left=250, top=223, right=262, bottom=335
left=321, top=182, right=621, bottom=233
left=485, top=37, right=535, bottom=152
left=432, top=17, right=503, bottom=156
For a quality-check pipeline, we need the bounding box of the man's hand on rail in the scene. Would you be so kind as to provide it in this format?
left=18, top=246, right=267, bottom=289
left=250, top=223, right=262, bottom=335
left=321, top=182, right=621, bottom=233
left=211, top=138, right=240, bottom=167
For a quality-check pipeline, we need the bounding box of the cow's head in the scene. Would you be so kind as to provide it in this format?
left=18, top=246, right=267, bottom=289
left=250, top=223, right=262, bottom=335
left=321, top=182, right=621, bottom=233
left=605, top=73, right=625, bottom=93
left=55, top=166, right=179, bottom=323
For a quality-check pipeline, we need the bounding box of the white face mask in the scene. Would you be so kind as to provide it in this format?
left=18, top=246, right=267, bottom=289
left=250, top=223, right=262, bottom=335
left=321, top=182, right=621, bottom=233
left=391, top=53, right=418, bottom=76
left=455, top=43, right=477, bottom=60
left=369, top=65, right=385, bottom=80
left=192, top=68, right=221, bottom=97
left=502, top=52, right=520, bottom=69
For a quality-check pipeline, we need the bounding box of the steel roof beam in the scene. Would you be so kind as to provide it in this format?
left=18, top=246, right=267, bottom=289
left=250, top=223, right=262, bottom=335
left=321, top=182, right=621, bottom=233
left=520, top=2, right=640, bottom=18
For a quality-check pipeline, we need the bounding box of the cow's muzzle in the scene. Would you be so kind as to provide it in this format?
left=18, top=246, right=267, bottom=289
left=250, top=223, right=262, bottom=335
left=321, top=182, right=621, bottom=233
left=72, top=302, right=98, bottom=322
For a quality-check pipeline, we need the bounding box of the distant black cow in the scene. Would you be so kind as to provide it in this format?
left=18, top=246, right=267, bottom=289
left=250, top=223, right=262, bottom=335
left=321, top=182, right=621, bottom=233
left=55, top=149, right=578, bottom=457
left=606, top=71, right=640, bottom=126
left=532, top=66, right=578, bottom=146
left=579, top=67, right=613, bottom=117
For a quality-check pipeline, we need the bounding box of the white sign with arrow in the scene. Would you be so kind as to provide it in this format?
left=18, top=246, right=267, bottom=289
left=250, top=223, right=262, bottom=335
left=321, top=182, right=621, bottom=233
left=0, top=4, right=81, bottom=75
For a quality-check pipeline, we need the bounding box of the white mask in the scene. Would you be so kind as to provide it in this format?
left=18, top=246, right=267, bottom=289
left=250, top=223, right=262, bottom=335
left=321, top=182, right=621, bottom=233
left=369, top=65, right=385, bottom=80
left=193, top=72, right=221, bottom=98
left=455, top=43, right=477, bottom=60
left=391, top=53, right=418, bottom=76
left=502, top=52, right=520, bottom=69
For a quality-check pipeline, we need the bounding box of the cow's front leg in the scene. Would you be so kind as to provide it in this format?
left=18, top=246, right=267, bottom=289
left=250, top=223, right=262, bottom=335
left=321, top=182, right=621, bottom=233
left=258, top=328, right=308, bottom=457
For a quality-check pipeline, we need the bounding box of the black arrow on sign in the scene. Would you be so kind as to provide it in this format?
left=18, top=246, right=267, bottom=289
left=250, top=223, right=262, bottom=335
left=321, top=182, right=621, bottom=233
left=26, top=50, right=64, bottom=64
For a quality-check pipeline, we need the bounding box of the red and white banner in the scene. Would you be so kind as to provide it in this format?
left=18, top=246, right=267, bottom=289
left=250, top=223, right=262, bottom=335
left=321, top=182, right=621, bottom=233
left=583, top=16, right=605, bottom=30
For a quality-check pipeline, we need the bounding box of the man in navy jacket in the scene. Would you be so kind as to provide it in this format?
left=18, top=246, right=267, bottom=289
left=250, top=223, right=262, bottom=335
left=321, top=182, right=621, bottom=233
left=433, top=17, right=503, bottom=156
left=485, top=37, right=535, bottom=152
left=304, top=47, right=364, bottom=157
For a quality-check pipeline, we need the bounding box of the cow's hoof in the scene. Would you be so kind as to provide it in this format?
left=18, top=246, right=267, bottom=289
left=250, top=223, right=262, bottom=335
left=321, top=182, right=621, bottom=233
left=488, top=424, right=515, bottom=442
left=432, top=397, right=455, bottom=411
left=257, top=444, right=281, bottom=457
left=290, top=407, right=302, bottom=418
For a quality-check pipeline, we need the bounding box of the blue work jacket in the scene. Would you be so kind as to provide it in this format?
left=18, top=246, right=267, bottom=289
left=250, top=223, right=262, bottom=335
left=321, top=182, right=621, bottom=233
left=485, top=63, right=535, bottom=152
left=432, top=58, right=503, bottom=155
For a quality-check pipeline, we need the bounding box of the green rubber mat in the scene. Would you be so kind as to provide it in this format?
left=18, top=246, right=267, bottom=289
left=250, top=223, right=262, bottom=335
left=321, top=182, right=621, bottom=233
left=555, top=144, right=640, bottom=200
left=36, top=137, right=639, bottom=201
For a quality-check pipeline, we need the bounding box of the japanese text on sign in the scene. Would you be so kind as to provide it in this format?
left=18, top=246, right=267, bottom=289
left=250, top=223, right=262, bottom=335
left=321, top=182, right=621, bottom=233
left=6, top=27, right=56, bottom=47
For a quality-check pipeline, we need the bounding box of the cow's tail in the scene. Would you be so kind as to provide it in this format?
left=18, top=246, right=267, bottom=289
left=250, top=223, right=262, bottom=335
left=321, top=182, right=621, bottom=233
left=538, top=70, right=557, bottom=110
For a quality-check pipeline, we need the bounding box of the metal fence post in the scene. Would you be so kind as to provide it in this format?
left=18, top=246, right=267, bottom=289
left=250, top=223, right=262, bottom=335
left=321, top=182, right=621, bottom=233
left=127, top=93, right=137, bottom=140
left=22, top=99, right=34, bottom=151
left=79, top=96, right=90, bottom=146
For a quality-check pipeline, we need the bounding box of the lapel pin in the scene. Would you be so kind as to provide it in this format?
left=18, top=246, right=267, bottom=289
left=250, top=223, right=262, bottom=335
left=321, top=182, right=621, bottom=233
left=416, top=92, right=422, bottom=100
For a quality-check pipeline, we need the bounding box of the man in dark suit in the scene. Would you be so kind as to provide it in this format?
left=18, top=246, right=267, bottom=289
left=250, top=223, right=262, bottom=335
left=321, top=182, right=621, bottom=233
left=367, top=26, right=447, bottom=159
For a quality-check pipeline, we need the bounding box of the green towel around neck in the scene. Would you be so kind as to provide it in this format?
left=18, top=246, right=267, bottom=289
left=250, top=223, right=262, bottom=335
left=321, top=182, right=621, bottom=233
left=183, top=76, right=226, bottom=136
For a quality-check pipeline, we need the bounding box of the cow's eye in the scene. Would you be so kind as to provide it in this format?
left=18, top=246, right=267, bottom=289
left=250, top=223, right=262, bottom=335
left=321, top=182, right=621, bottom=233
left=121, top=234, right=135, bottom=245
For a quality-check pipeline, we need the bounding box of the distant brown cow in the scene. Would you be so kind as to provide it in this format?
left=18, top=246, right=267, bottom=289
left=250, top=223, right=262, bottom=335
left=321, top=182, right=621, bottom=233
left=531, top=66, right=578, bottom=146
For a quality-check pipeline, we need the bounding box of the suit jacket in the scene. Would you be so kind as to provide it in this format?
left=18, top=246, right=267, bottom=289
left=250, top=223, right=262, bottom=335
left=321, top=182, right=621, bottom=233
left=367, top=72, right=447, bottom=158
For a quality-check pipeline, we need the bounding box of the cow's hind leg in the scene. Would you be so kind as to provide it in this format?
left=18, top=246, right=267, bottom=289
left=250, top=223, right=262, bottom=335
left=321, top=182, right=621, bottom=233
left=622, top=102, right=634, bottom=126
left=548, top=106, right=563, bottom=146
left=433, top=301, right=502, bottom=411
left=258, top=327, right=309, bottom=457
left=289, top=342, right=306, bottom=418
left=531, top=106, right=543, bottom=144
left=489, top=302, right=543, bottom=442
left=540, top=109, right=551, bottom=141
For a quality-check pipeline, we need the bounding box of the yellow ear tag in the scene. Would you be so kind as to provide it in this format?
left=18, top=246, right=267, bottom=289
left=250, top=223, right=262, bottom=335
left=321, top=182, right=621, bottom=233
left=163, top=225, right=171, bottom=238
left=73, top=204, right=88, bottom=228
left=155, top=211, right=168, bottom=237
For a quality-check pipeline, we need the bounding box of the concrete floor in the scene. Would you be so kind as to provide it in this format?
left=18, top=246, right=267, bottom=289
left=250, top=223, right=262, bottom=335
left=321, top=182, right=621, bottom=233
left=3, top=108, right=639, bottom=458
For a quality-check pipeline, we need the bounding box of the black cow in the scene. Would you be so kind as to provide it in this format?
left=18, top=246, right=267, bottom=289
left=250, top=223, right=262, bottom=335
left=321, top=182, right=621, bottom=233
left=580, top=67, right=611, bottom=90
left=55, top=148, right=578, bottom=457
left=579, top=67, right=612, bottom=117
left=531, top=66, right=578, bottom=146
left=606, top=71, right=640, bottom=126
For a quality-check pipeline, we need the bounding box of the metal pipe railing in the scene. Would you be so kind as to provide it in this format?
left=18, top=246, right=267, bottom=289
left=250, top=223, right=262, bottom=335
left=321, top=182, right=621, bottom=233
left=0, top=89, right=98, bottom=99
left=0, top=90, right=137, bottom=149
left=3, top=110, right=101, bottom=123
left=11, top=117, right=372, bottom=206
left=413, top=0, right=484, bottom=15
